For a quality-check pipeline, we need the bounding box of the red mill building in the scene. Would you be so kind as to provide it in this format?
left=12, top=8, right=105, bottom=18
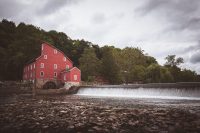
left=23, top=42, right=81, bottom=89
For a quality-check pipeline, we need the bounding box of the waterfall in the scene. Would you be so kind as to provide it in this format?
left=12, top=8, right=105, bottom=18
left=76, top=87, right=200, bottom=100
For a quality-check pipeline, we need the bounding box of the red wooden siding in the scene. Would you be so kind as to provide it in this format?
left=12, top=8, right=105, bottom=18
left=23, top=42, right=81, bottom=84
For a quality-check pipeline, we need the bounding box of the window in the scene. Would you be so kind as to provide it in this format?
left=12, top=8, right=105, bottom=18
left=31, top=65, right=32, bottom=70
left=42, top=44, right=44, bottom=50
left=54, top=72, right=57, bottom=77
left=66, top=65, right=69, bottom=69
left=54, top=49, right=57, bottom=54
left=44, top=55, right=47, bottom=59
left=40, top=63, right=44, bottom=68
left=63, top=57, right=66, bottom=61
left=64, top=75, right=66, bottom=80
left=40, top=71, right=44, bottom=77
left=74, top=75, right=77, bottom=80
left=33, top=64, right=35, bottom=69
left=54, top=64, right=57, bottom=69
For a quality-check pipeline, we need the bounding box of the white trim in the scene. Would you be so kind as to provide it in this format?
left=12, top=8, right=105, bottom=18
left=44, top=55, right=47, bottom=59
left=54, top=49, right=57, bottom=54
left=74, top=75, right=77, bottom=80
left=40, top=71, right=44, bottom=77
left=63, top=57, right=66, bottom=61
left=69, top=67, right=81, bottom=72
left=54, top=64, right=57, bottom=69
left=54, top=72, right=57, bottom=77
left=64, top=75, right=66, bottom=80
left=42, top=44, right=44, bottom=50
left=40, top=63, right=44, bottom=68
left=33, top=63, right=35, bottom=69
left=66, top=65, right=69, bottom=69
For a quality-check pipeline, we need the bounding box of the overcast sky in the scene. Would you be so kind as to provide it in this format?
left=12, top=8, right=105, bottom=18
left=1, top=0, right=200, bottom=73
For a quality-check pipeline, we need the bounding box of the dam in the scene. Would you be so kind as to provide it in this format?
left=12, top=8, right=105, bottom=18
left=76, top=83, right=200, bottom=100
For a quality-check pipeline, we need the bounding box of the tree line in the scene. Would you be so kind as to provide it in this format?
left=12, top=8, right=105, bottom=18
left=0, top=19, right=199, bottom=83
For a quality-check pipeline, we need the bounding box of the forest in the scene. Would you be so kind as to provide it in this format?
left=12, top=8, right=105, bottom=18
left=0, top=19, right=199, bottom=84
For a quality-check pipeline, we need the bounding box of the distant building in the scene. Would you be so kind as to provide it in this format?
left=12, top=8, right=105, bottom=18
left=23, top=42, right=81, bottom=89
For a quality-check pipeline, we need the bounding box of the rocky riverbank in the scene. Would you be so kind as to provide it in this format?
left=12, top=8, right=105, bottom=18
left=0, top=85, right=200, bottom=133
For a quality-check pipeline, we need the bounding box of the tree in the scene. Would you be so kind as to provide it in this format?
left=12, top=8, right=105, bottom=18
left=79, top=47, right=101, bottom=81
left=100, top=46, right=122, bottom=84
left=128, top=65, right=146, bottom=83
left=179, top=69, right=197, bottom=82
left=165, top=55, right=184, bottom=67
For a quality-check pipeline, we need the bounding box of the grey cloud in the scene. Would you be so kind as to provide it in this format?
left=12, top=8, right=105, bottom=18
left=91, top=13, right=106, bottom=24
left=137, top=0, right=200, bottom=38
left=183, top=42, right=200, bottom=53
left=186, top=41, right=200, bottom=64
left=37, top=0, right=78, bottom=15
left=190, top=50, right=200, bottom=64
left=0, top=0, right=25, bottom=18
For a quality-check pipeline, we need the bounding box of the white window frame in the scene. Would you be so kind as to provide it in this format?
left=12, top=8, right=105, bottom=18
left=64, top=75, right=66, bottom=80
left=33, top=64, right=35, bottom=69
left=44, top=55, right=47, bottom=59
left=40, top=71, right=44, bottom=77
left=74, top=75, right=77, bottom=80
left=66, top=65, right=69, bottom=69
left=31, top=65, right=32, bottom=70
left=54, top=49, right=57, bottom=54
left=40, top=63, right=44, bottom=68
left=42, top=44, right=44, bottom=50
left=54, top=64, right=57, bottom=69
left=54, top=72, right=57, bottom=77
left=63, top=57, right=66, bottom=61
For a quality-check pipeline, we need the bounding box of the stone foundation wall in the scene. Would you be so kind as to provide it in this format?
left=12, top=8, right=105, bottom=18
left=64, top=82, right=80, bottom=88
left=35, top=79, right=63, bottom=89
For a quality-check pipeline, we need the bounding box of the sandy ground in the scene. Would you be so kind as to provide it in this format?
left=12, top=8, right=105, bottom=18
left=0, top=85, right=200, bottom=133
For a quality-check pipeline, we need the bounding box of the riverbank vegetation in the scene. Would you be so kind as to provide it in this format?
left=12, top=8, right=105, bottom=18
left=0, top=19, right=199, bottom=83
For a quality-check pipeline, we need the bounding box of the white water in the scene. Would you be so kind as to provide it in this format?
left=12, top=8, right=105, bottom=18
left=76, top=87, right=200, bottom=100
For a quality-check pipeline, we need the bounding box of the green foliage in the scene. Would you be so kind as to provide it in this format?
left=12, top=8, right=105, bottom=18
left=79, top=47, right=101, bottom=81
left=145, top=64, right=174, bottom=83
left=0, top=19, right=199, bottom=83
left=101, top=46, right=122, bottom=84
left=165, top=55, right=184, bottom=67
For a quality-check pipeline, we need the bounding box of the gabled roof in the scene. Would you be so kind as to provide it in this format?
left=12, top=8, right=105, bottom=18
left=25, top=41, right=73, bottom=65
left=60, top=67, right=81, bottom=73
left=43, top=41, right=73, bottom=63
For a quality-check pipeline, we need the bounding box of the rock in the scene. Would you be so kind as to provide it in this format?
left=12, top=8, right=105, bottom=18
left=60, top=110, right=68, bottom=113
left=92, top=126, right=102, bottom=131
left=42, top=125, right=49, bottom=129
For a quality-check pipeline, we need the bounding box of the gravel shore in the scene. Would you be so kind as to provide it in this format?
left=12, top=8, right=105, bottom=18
left=0, top=86, right=200, bottom=133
